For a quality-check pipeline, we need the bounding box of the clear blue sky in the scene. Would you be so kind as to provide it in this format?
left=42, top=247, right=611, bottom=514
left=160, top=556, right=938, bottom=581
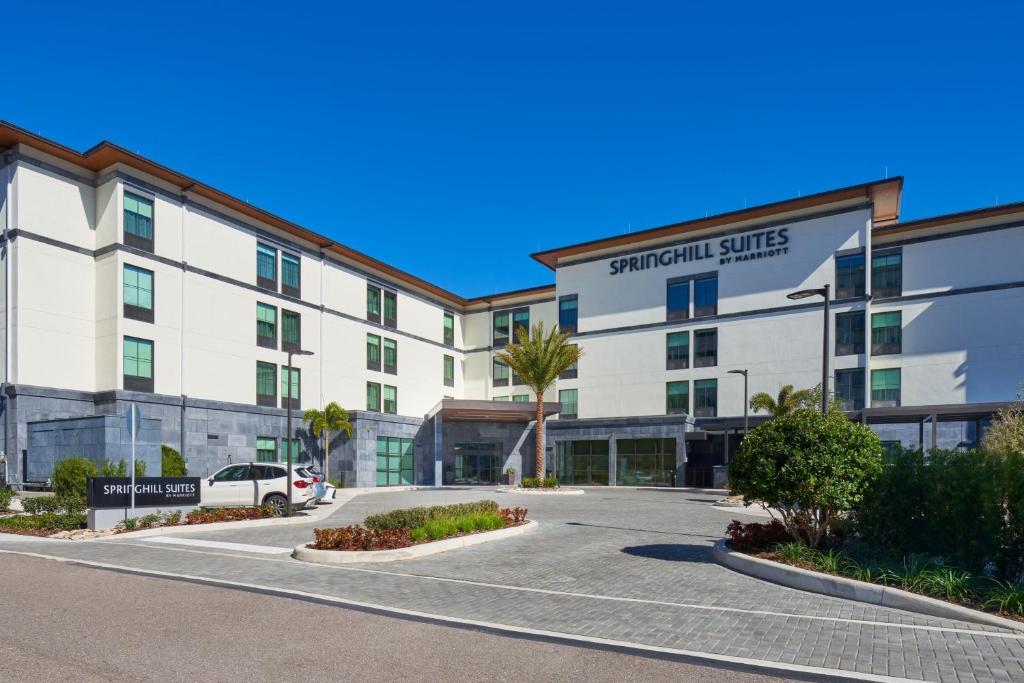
left=7, top=2, right=1022, bottom=295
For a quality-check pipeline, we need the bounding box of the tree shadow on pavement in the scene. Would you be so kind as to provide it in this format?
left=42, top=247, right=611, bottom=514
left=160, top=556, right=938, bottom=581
left=621, top=543, right=714, bottom=562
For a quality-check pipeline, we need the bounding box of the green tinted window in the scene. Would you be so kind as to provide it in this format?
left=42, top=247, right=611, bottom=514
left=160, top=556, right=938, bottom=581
left=124, top=192, right=154, bottom=240
left=123, top=265, right=153, bottom=310
left=123, top=337, right=153, bottom=378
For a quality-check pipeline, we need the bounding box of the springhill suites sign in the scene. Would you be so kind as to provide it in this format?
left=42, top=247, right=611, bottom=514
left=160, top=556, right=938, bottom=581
left=609, top=227, right=791, bottom=276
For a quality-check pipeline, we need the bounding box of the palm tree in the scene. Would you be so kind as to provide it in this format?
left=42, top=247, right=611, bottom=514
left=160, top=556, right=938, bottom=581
left=302, top=401, right=353, bottom=482
left=748, top=384, right=816, bottom=417
left=496, top=322, right=582, bottom=482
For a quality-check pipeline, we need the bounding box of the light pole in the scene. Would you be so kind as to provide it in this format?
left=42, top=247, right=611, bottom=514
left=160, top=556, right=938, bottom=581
left=284, top=348, right=314, bottom=517
left=787, top=284, right=830, bottom=414
left=727, top=369, right=749, bottom=434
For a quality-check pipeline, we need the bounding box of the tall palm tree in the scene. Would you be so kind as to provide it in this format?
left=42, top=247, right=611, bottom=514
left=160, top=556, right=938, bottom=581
left=748, top=384, right=816, bottom=417
left=496, top=322, right=582, bottom=481
left=302, top=401, right=353, bottom=482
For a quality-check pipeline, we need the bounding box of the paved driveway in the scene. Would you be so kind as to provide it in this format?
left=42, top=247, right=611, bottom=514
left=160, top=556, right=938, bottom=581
left=2, top=488, right=1022, bottom=682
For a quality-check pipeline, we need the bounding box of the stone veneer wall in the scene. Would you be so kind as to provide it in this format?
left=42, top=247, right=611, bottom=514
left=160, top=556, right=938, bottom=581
left=26, top=415, right=162, bottom=481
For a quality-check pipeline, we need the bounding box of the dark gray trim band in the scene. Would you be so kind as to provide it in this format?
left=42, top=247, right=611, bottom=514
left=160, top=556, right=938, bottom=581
left=875, top=218, right=1024, bottom=249
left=555, top=203, right=872, bottom=270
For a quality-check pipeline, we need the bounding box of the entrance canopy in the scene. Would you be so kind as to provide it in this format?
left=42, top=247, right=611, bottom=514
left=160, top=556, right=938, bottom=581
left=426, top=399, right=562, bottom=423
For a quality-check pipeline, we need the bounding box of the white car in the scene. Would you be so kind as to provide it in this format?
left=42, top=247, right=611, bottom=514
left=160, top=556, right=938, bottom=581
left=297, top=465, right=335, bottom=504
left=200, top=463, right=315, bottom=515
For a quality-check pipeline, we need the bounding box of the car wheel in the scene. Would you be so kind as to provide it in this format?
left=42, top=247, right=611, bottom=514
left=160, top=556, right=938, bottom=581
left=264, top=494, right=288, bottom=517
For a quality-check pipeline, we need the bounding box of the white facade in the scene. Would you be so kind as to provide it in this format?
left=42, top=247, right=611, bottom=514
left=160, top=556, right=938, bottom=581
left=2, top=126, right=1023, bottom=486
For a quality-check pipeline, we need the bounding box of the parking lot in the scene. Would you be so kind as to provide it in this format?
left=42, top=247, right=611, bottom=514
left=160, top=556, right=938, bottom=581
left=2, top=487, right=1022, bottom=682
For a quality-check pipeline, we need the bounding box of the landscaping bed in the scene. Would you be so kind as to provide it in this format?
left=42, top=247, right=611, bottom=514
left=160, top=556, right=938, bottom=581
left=308, top=500, right=528, bottom=551
left=725, top=520, right=1024, bottom=622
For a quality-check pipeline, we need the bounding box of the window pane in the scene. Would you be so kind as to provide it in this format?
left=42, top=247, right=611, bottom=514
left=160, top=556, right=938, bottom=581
left=512, top=308, right=530, bottom=340
left=257, top=362, right=276, bottom=396
left=836, top=253, right=866, bottom=298
left=280, top=367, right=300, bottom=399
left=282, top=311, right=300, bottom=345
left=835, top=369, right=865, bottom=411
left=493, top=312, right=510, bottom=344
left=257, top=303, right=276, bottom=339
left=666, top=281, right=689, bottom=319
left=666, top=381, right=689, bottom=414
left=694, top=276, right=718, bottom=316
left=367, top=286, right=381, bottom=316
left=493, top=357, right=509, bottom=381
left=124, top=265, right=154, bottom=310
left=512, top=394, right=529, bottom=403
left=559, top=389, right=578, bottom=417
left=871, top=311, right=902, bottom=355
left=694, top=379, right=717, bottom=416
left=872, top=252, right=902, bottom=297
left=443, top=312, right=454, bottom=345
left=443, top=354, right=454, bottom=381
left=367, top=334, right=381, bottom=364
left=124, top=337, right=153, bottom=378
left=667, top=331, right=689, bottom=368
left=559, top=297, right=578, bottom=332
left=281, top=253, right=300, bottom=289
left=124, top=193, right=154, bottom=240
left=694, top=329, right=717, bottom=367
left=383, top=291, right=397, bottom=323
left=383, top=338, right=397, bottom=369
left=871, top=368, right=901, bottom=406
left=383, top=385, right=397, bottom=413
left=835, top=311, right=865, bottom=355
left=257, top=243, right=277, bottom=281
left=367, top=382, right=381, bottom=411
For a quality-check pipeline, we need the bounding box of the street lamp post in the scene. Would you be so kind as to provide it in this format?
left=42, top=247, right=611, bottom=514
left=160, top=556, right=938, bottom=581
left=727, top=369, right=749, bottom=434
left=787, top=284, right=831, bottom=414
left=284, top=348, right=314, bottom=517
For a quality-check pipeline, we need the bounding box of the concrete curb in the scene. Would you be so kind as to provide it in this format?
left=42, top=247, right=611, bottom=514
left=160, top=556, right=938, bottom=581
left=495, top=488, right=584, bottom=496
left=293, top=520, right=539, bottom=564
left=711, top=539, right=1024, bottom=633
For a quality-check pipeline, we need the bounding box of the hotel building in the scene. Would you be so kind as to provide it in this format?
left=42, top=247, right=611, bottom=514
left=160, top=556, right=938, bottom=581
left=1, top=122, right=1022, bottom=489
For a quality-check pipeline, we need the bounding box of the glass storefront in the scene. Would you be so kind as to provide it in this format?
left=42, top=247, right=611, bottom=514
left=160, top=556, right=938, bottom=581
left=453, top=442, right=501, bottom=485
left=616, top=438, right=677, bottom=487
left=376, top=436, right=414, bottom=486
left=555, top=440, right=609, bottom=485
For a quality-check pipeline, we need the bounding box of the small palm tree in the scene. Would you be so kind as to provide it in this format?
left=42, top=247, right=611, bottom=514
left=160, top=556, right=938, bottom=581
left=749, top=384, right=816, bottom=417
left=302, top=401, right=353, bottom=482
left=496, top=322, right=582, bottom=482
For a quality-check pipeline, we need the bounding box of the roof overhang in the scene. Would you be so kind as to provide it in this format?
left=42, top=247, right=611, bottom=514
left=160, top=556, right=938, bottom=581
left=530, top=177, right=903, bottom=270
left=873, top=201, right=1024, bottom=245
left=427, top=399, right=561, bottom=423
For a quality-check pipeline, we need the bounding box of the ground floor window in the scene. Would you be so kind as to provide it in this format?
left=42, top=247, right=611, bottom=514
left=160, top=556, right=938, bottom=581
left=556, top=440, right=609, bottom=485
left=279, top=438, right=300, bottom=464
left=256, top=437, right=277, bottom=462
left=616, top=438, right=676, bottom=486
left=376, top=436, right=414, bottom=486
left=453, top=442, right=500, bottom=485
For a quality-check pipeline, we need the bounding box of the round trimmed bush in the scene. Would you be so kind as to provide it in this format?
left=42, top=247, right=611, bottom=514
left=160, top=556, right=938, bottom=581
left=52, top=457, right=98, bottom=503
left=161, top=445, right=187, bottom=476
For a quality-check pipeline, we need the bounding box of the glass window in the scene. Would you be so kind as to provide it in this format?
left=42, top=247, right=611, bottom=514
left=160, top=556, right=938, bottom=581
left=443, top=312, right=455, bottom=346
left=257, top=243, right=277, bottom=286
left=279, top=439, right=300, bottom=464
left=871, top=368, right=901, bottom=407
left=835, top=368, right=865, bottom=411
left=383, top=385, right=397, bottom=414
left=213, top=464, right=250, bottom=482
left=383, top=338, right=397, bottom=374
left=872, top=311, right=902, bottom=355
left=694, top=379, right=717, bottom=417
left=835, top=252, right=866, bottom=299
left=835, top=311, right=865, bottom=356
left=559, top=388, right=578, bottom=419
left=872, top=250, right=902, bottom=298
left=281, top=310, right=300, bottom=350
left=376, top=437, right=414, bottom=486
left=666, top=280, right=689, bottom=321
left=615, top=438, right=676, bottom=486
left=667, top=331, right=689, bottom=370
left=123, top=265, right=154, bottom=311
left=666, top=381, right=689, bottom=415
left=559, top=296, right=578, bottom=334
left=694, top=276, right=718, bottom=317
left=366, top=381, right=381, bottom=411
left=512, top=394, right=529, bottom=403
left=383, top=290, right=397, bottom=328
left=281, top=252, right=300, bottom=294
left=123, top=337, right=153, bottom=378
left=256, top=437, right=277, bottom=463
left=256, top=362, right=276, bottom=405
left=124, top=192, right=154, bottom=242
left=493, top=311, right=510, bottom=346
left=280, top=366, right=300, bottom=406
left=493, top=357, right=509, bottom=386
left=512, top=308, right=530, bottom=341
left=256, top=303, right=277, bottom=346
left=560, top=344, right=578, bottom=380
left=443, top=354, right=455, bottom=386
left=366, top=334, right=381, bottom=371
left=492, top=396, right=510, bottom=401
left=367, top=285, right=381, bottom=322
left=556, top=440, right=610, bottom=486
left=694, top=329, right=717, bottom=368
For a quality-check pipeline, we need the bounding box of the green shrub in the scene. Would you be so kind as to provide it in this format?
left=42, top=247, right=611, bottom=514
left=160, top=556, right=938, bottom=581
left=364, top=500, right=499, bottom=531
left=0, top=487, right=12, bottom=512
left=161, top=445, right=187, bottom=476
left=163, top=510, right=182, bottom=525
left=920, top=567, right=976, bottom=603
left=121, top=517, right=138, bottom=531
left=0, top=511, right=85, bottom=532
left=520, top=476, right=538, bottom=488
left=542, top=476, right=559, bottom=488
left=853, top=447, right=1019, bottom=577
left=728, top=409, right=883, bottom=547
left=773, top=541, right=814, bottom=565
left=137, top=513, right=160, bottom=529
left=414, top=511, right=504, bottom=541
left=520, top=476, right=558, bottom=488
left=812, top=549, right=853, bottom=575
left=135, top=460, right=147, bottom=477
left=100, top=459, right=127, bottom=476
left=52, top=457, right=98, bottom=503
left=981, top=580, right=1024, bottom=616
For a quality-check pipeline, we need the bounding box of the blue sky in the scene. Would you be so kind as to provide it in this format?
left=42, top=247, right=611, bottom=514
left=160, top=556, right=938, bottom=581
left=6, top=2, right=1022, bottom=295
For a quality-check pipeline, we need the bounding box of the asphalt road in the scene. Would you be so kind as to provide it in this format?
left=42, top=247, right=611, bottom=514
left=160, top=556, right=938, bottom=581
left=0, top=554, right=797, bottom=683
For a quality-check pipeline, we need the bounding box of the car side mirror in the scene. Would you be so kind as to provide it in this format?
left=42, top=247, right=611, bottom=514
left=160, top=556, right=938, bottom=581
left=208, top=477, right=214, bottom=485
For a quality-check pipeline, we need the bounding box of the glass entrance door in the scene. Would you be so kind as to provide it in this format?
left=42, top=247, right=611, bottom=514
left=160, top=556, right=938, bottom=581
left=453, top=442, right=501, bottom=485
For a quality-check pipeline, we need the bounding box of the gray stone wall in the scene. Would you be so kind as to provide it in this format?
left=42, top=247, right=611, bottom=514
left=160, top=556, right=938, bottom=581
left=26, top=415, right=161, bottom=481
left=327, top=411, right=425, bottom=489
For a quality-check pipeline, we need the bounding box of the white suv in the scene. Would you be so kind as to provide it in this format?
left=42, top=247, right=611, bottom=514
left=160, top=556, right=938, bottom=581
left=200, top=463, right=315, bottom=515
